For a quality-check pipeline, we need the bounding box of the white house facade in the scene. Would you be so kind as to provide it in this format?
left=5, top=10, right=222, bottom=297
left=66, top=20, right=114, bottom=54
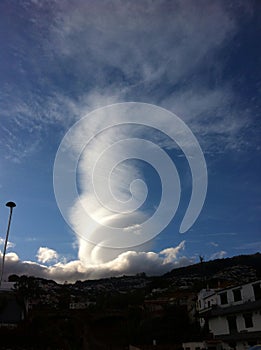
left=197, top=280, right=261, bottom=350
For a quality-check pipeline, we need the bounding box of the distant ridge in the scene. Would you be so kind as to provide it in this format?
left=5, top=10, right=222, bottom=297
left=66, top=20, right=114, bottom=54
left=164, top=252, right=261, bottom=281
left=8, top=253, right=261, bottom=286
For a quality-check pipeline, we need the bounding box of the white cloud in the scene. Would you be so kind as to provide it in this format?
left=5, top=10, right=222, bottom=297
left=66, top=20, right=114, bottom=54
left=160, top=240, right=186, bottom=264
left=53, top=101, right=207, bottom=266
left=209, top=242, right=219, bottom=247
left=210, top=250, right=227, bottom=260
left=25, top=237, right=37, bottom=242
left=1, top=242, right=192, bottom=283
left=0, top=237, right=15, bottom=250
left=200, top=232, right=237, bottom=237
left=36, top=247, right=58, bottom=264
left=1, top=1, right=257, bottom=278
left=123, top=224, right=142, bottom=235
left=50, top=1, right=236, bottom=85
left=60, top=108, right=158, bottom=262
left=235, top=241, right=261, bottom=250
left=45, top=0, right=253, bottom=152
left=5, top=252, right=19, bottom=262
left=1, top=1, right=256, bottom=162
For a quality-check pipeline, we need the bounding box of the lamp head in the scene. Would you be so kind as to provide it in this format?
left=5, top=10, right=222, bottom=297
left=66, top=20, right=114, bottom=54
left=6, top=201, right=16, bottom=208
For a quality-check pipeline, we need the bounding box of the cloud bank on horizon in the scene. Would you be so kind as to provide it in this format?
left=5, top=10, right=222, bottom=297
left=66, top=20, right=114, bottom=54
left=2, top=241, right=191, bottom=283
left=0, top=0, right=260, bottom=282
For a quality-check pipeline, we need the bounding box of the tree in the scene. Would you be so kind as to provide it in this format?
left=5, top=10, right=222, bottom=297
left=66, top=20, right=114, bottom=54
left=14, top=275, right=40, bottom=299
left=8, top=274, right=19, bottom=282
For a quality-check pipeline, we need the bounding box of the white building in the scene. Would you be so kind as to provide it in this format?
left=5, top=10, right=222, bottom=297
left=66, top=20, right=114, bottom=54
left=197, top=280, right=261, bottom=350
left=183, top=340, right=224, bottom=350
left=69, top=301, right=96, bottom=309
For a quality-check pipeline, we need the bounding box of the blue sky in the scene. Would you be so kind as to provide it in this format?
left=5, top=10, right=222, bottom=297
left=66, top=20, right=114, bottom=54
left=0, top=0, right=260, bottom=283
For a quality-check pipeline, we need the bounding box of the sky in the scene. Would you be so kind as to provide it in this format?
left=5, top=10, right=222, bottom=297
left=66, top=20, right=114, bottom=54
left=0, top=0, right=260, bottom=283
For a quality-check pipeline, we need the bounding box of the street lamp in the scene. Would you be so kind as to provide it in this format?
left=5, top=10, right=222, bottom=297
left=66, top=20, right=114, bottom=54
left=0, top=201, right=16, bottom=287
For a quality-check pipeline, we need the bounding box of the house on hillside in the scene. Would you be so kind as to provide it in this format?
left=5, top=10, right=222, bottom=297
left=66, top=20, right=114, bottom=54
left=196, top=279, right=261, bottom=350
left=69, top=300, right=96, bottom=309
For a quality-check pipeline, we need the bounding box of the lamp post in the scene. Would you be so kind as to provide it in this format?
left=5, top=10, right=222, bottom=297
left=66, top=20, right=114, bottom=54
left=0, top=201, right=16, bottom=287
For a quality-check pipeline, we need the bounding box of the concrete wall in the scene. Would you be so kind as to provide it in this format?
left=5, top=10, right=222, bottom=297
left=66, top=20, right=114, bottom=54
left=182, top=341, right=205, bottom=350
left=209, top=316, right=229, bottom=335
left=209, top=311, right=261, bottom=336
left=236, top=311, right=261, bottom=332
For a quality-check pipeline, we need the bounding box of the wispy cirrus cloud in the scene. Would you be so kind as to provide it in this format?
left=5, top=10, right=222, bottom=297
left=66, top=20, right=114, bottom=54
left=209, top=242, right=219, bottom=247
left=235, top=241, right=261, bottom=251
left=200, top=232, right=238, bottom=237
left=1, top=0, right=257, bottom=164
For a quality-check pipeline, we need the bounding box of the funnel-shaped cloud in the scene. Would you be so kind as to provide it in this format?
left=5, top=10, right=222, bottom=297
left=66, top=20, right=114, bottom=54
left=54, top=103, right=207, bottom=265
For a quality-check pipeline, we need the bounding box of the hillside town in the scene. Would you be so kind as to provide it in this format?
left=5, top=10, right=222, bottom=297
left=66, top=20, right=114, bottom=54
left=0, top=253, right=260, bottom=349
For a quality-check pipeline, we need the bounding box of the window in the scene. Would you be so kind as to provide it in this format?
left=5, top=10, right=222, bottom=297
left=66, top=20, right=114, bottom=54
left=243, top=313, right=253, bottom=328
left=208, top=300, right=211, bottom=308
left=232, top=289, right=242, bottom=302
left=252, top=283, right=261, bottom=301
left=220, top=292, right=228, bottom=305
left=227, top=315, right=237, bottom=333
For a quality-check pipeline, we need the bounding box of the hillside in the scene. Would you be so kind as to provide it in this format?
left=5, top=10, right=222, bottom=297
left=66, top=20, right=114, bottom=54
left=2, top=253, right=261, bottom=349
left=163, top=252, right=261, bottom=287
left=7, top=252, right=261, bottom=289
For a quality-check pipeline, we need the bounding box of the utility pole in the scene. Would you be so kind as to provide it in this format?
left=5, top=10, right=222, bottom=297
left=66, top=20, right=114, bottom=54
left=0, top=201, right=16, bottom=287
